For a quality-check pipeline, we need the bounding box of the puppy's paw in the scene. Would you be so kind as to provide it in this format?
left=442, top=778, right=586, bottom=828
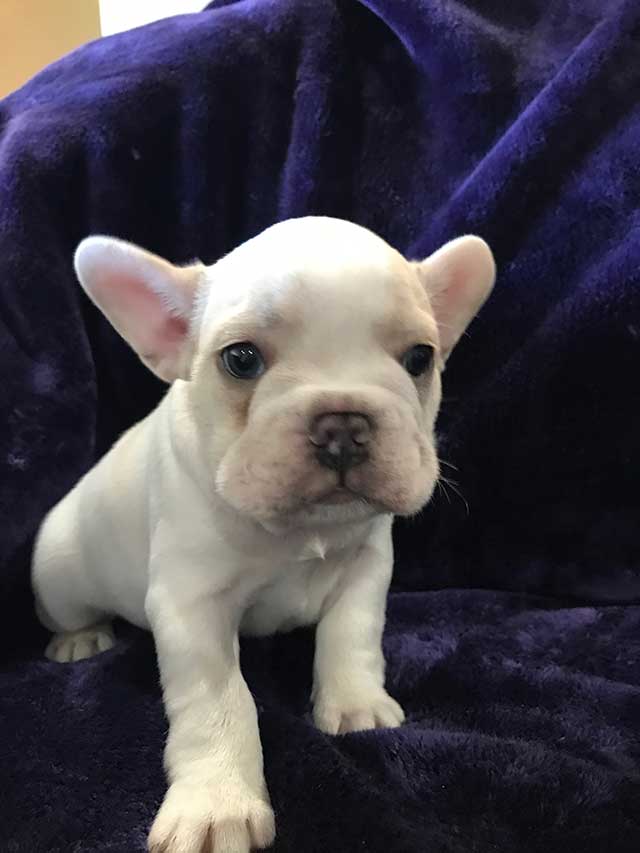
left=313, top=686, right=405, bottom=735
left=45, top=622, right=115, bottom=662
left=148, top=780, right=275, bottom=853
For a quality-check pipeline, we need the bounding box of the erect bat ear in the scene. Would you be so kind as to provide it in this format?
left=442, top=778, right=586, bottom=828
left=75, top=237, right=204, bottom=383
left=413, top=235, right=495, bottom=359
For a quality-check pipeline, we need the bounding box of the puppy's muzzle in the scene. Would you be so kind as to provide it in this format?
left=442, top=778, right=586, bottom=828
left=309, top=412, right=371, bottom=477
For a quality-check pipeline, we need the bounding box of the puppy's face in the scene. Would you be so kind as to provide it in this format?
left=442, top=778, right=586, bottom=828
left=75, top=218, right=494, bottom=527
left=192, top=235, right=444, bottom=524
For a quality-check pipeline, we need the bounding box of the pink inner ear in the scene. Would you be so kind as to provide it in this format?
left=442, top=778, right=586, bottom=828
left=91, top=267, right=189, bottom=365
left=164, top=315, right=189, bottom=344
left=420, top=237, right=495, bottom=357
left=140, top=313, right=189, bottom=364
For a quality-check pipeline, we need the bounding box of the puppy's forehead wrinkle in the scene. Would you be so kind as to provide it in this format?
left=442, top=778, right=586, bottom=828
left=263, top=270, right=418, bottom=352
left=196, top=218, right=441, bottom=372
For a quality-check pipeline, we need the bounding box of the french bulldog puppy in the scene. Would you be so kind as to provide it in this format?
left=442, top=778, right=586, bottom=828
left=32, top=217, right=494, bottom=853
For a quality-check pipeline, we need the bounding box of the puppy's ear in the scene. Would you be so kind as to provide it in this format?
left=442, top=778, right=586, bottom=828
left=414, top=236, right=495, bottom=359
left=75, top=237, right=204, bottom=383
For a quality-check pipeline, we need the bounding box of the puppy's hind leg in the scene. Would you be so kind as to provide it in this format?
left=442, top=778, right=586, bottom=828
left=32, top=504, right=115, bottom=663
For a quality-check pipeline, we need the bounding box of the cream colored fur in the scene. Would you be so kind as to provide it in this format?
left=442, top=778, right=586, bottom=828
left=32, top=217, right=494, bottom=853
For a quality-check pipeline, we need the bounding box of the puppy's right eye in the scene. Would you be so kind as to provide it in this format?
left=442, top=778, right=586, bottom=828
left=402, top=344, right=434, bottom=377
left=221, top=342, right=265, bottom=380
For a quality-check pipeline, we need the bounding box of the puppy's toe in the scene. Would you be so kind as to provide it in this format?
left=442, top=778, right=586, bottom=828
left=148, top=780, right=275, bottom=853
left=314, top=687, right=405, bottom=735
left=45, top=622, right=115, bottom=662
left=246, top=798, right=276, bottom=848
left=210, top=819, right=250, bottom=853
left=373, top=696, right=405, bottom=728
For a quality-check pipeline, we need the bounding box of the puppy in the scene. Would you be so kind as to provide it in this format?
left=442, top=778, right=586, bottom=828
left=32, top=216, right=494, bottom=853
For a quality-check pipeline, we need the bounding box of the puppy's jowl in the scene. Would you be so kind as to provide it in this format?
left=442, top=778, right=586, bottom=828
left=33, top=217, right=494, bottom=853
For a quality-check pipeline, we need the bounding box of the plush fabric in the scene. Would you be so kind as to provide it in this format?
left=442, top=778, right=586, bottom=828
left=0, top=1, right=638, bottom=850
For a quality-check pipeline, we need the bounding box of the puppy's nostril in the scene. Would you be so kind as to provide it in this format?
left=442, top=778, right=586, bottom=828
left=348, top=415, right=371, bottom=446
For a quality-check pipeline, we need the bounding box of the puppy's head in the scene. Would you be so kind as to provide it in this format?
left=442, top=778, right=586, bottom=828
left=75, top=218, right=494, bottom=527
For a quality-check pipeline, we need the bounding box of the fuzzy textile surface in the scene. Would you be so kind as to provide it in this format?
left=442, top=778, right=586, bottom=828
left=0, top=1, right=639, bottom=851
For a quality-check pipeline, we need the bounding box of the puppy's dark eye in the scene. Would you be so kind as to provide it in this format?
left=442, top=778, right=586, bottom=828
left=402, top=344, right=434, bottom=377
left=221, top=342, right=265, bottom=380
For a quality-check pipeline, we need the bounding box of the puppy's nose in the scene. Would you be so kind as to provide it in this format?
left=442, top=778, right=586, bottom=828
left=309, top=413, right=371, bottom=473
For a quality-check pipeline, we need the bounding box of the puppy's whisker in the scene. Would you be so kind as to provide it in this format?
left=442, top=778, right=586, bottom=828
left=436, top=479, right=452, bottom=506
left=438, top=475, right=470, bottom=516
left=438, top=458, right=459, bottom=472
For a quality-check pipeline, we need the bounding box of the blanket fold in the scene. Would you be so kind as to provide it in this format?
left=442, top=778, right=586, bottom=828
left=0, top=1, right=638, bottom=850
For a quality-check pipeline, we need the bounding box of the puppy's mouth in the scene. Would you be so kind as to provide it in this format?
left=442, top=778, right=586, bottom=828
left=315, top=487, right=363, bottom=506
left=312, top=484, right=389, bottom=515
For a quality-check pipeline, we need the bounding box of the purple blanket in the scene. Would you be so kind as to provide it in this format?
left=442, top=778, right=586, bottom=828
left=1, top=1, right=639, bottom=850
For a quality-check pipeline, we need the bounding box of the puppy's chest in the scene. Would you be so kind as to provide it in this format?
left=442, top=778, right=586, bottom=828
left=240, top=548, right=345, bottom=637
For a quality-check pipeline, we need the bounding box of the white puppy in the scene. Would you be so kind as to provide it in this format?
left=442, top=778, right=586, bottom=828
left=32, top=217, right=494, bottom=853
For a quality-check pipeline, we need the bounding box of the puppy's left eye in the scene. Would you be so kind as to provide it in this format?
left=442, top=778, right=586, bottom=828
left=221, top=342, right=265, bottom=380
left=402, top=344, right=434, bottom=377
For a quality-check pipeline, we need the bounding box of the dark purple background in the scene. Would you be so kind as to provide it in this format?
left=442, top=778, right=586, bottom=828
left=0, top=1, right=638, bottom=850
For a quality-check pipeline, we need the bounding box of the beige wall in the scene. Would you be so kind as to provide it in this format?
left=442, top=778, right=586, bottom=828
left=0, top=0, right=101, bottom=98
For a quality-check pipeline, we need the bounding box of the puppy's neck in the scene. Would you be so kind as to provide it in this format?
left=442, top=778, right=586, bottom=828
left=205, top=489, right=377, bottom=565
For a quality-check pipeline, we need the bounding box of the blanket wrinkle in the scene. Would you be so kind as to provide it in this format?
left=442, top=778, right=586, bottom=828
left=0, top=1, right=639, bottom=851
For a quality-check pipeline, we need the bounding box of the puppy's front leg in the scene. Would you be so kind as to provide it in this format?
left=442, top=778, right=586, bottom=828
left=312, top=518, right=405, bottom=736
left=145, top=577, right=274, bottom=853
